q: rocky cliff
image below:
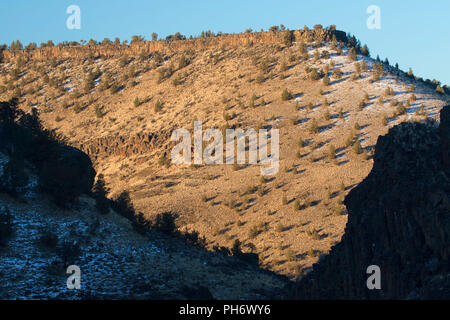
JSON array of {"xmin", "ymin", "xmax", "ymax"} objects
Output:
[
  {"xmin": 291, "ymin": 106, "xmax": 450, "ymax": 299},
  {"xmin": 77, "ymin": 130, "xmax": 171, "ymax": 161},
  {"xmin": 1, "ymin": 27, "xmax": 345, "ymax": 62}
]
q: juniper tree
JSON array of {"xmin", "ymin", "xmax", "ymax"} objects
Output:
[
  {"xmin": 134, "ymin": 97, "xmax": 141, "ymax": 107},
  {"xmin": 355, "ymin": 63, "xmax": 361, "ymax": 74},
  {"xmin": 333, "ymin": 68, "xmax": 342, "ymax": 79},
  {"xmin": 396, "ymin": 103, "xmax": 406, "ymax": 115},
  {"xmin": 314, "ymin": 50, "xmax": 320, "ymax": 61},
  {"xmin": 348, "ymin": 47, "xmax": 357, "ymax": 61},
  {"xmin": 328, "ymin": 144, "xmax": 336, "ymax": 160},
  {"xmin": 322, "ymin": 74, "xmax": 330, "ymax": 86},
  {"xmin": 310, "ymin": 69, "xmax": 320, "ymax": 81},
  {"xmin": 331, "ymin": 35, "xmax": 337, "ymax": 49},
  {"xmin": 92, "ymin": 174, "xmax": 110, "ymax": 215},
  {"xmin": 283, "ymin": 30, "xmax": 294, "ymax": 47},
  {"xmin": 358, "ymin": 100, "xmax": 365, "ymax": 111},
  {"xmin": 154, "ymin": 99, "xmax": 162, "ymax": 112},
  {"xmin": 324, "ymin": 108, "xmax": 331, "ymax": 121},
  {"xmin": 436, "ymin": 85, "xmax": 445, "ymax": 94},
  {"xmin": 231, "ymin": 239, "xmax": 242, "ymax": 256},
  {"xmin": 353, "ymin": 139, "xmax": 363, "ymax": 154},
  {"xmin": 309, "ymin": 118, "xmax": 319, "ymax": 134},
  {"xmin": 84, "ymin": 72, "xmax": 95, "ymax": 93},
  {"xmin": 361, "ymin": 44, "xmax": 370, "ymax": 57},
  {"xmin": 281, "ymin": 89, "xmax": 294, "ymax": 101},
  {"xmin": 280, "ymin": 60, "xmax": 288, "ymax": 72},
  {"xmin": 361, "ymin": 60, "xmax": 367, "ymax": 71}
]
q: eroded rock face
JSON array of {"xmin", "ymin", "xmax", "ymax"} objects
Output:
[
  {"xmin": 77, "ymin": 130, "xmax": 170, "ymax": 160},
  {"xmin": 291, "ymin": 107, "xmax": 450, "ymax": 299},
  {"xmin": 1, "ymin": 28, "xmax": 344, "ymax": 62},
  {"xmin": 77, "ymin": 130, "xmax": 171, "ymax": 161}
]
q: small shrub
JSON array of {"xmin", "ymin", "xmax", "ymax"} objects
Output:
[
  {"xmin": 309, "ymin": 118, "xmax": 319, "ymax": 134},
  {"xmin": 275, "ymin": 223, "xmax": 284, "ymax": 233},
  {"xmin": 95, "ymin": 105, "xmax": 104, "ymax": 118},
  {"xmin": 358, "ymin": 100, "xmax": 365, "ymax": 111},
  {"xmin": 309, "ymin": 68, "xmax": 321, "ymax": 81},
  {"xmin": 154, "ymin": 99, "xmax": 162, "ymax": 112},
  {"xmin": 256, "ymin": 73, "xmax": 265, "ymax": 84},
  {"xmin": 248, "ymin": 226, "xmax": 259, "ymax": 239},
  {"xmin": 281, "ymin": 89, "xmax": 294, "ymax": 101},
  {"xmin": 231, "ymin": 239, "xmax": 242, "ymax": 255},
  {"xmin": 308, "ymin": 249, "xmax": 321, "ymax": 257},
  {"xmin": 73, "ymin": 102, "xmax": 83, "ymax": 114},
  {"xmin": 286, "ymin": 249, "xmax": 296, "ymax": 262},
  {"xmin": 396, "ymin": 103, "xmax": 406, "ymax": 115},
  {"xmin": 385, "ymin": 86, "xmax": 395, "ymax": 97},
  {"xmin": 390, "ymin": 99, "xmax": 399, "ymax": 107},
  {"xmin": 323, "ymin": 109, "xmax": 331, "ymax": 121},
  {"xmin": 328, "ymin": 144, "xmax": 336, "ymax": 159},
  {"xmin": 293, "ymin": 199, "xmax": 301, "ymax": 210},
  {"xmin": 353, "ymin": 139, "xmax": 363, "ymax": 154},
  {"xmin": 307, "ymin": 228, "xmax": 320, "ymax": 240},
  {"xmin": 110, "ymin": 83, "xmax": 120, "ymax": 94},
  {"xmin": 133, "ymin": 97, "xmax": 142, "ymax": 107}
]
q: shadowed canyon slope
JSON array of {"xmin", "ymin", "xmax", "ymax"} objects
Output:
[{"xmin": 291, "ymin": 106, "xmax": 450, "ymax": 299}]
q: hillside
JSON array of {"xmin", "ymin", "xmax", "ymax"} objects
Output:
[
  {"xmin": 0, "ymin": 192, "xmax": 288, "ymax": 299},
  {"xmin": 0, "ymin": 102, "xmax": 287, "ymax": 299},
  {"xmin": 1, "ymin": 26, "xmax": 448, "ymax": 279},
  {"xmin": 291, "ymin": 105, "xmax": 449, "ymax": 299}
]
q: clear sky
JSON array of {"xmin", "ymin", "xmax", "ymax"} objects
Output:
[{"xmin": 0, "ymin": 0, "xmax": 449, "ymax": 85}]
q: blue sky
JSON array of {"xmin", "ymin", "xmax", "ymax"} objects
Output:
[{"xmin": 0, "ymin": 0, "xmax": 449, "ymax": 85}]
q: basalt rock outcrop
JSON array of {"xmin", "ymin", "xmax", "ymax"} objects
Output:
[
  {"xmin": 291, "ymin": 106, "xmax": 450, "ymax": 299},
  {"xmin": 77, "ymin": 130, "xmax": 171, "ymax": 161},
  {"xmin": 2, "ymin": 27, "xmax": 346, "ymax": 62}
]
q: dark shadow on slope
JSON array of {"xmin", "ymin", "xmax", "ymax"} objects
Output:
[{"xmin": 289, "ymin": 106, "xmax": 450, "ymax": 300}]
